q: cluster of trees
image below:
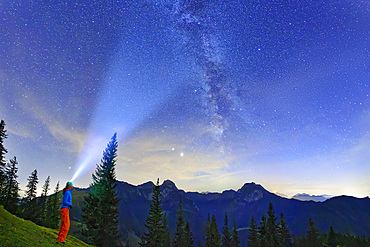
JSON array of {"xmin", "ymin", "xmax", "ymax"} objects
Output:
[
  {"xmin": 246, "ymin": 203, "xmax": 370, "ymax": 247},
  {"xmin": 139, "ymin": 187, "xmax": 368, "ymax": 247},
  {"xmin": 139, "ymin": 178, "xmax": 171, "ymax": 247},
  {"xmin": 294, "ymin": 218, "xmax": 370, "ymax": 247},
  {"xmin": 0, "ymin": 120, "xmax": 61, "ymax": 229},
  {"xmin": 17, "ymin": 171, "xmax": 61, "ymax": 229},
  {"xmin": 246, "ymin": 202, "xmax": 370, "ymax": 247},
  {"xmin": 0, "ymin": 119, "xmax": 19, "ymax": 213},
  {"xmin": 137, "ymin": 178, "xmax": 369, "ymax": 247},
  {"xmin": 204, "ymin": 213, "xmax": 240, "ymax": 247},
  {"xmin": 138, "ymin": 179, "xmax": 240, "ymax": 247},
  {"xmin": 0, "ymin": 119, "xmax": 121, "ymax": 246},
  {"xmin": 247, "ymin": 202, "xmax": 292, "ymax": 247},
  {"xmin": 173, "ymin": 201, "xmax": 194, "ymax": 247}
]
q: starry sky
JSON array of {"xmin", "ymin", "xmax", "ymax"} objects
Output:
[{"xmin": 1, "ymin": 0, "xmax": 369, "ymax": 198}]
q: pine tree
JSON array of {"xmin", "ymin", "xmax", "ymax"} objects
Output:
[
  {"xmin": 173, "ymin": 200, "xmax": 186, "ymax": 247},
  {"xmin": 139, "ymin": 178, "xmax": 168, "ymax": 247},
  {"xmin": 82, "ymin": 133, "xmax": 121, "ymax": 247},
  {"xmin": 25, "ymin": 169, "xmax": 38, "ymax": 202},
  {"xmin": 258, "ymin": 215, "xmax": 267, "ymax": 246},
  {"xmin": 46, "ymin": 181, "xmax": 60, "ymax": 229},
  {"xmin": 205, "ymin": 214, "xmax": 211, "ymax": 247},
  {"xmin": 278, "ymin": 213, "xmax": 292, "ymax": 247},
  {"xmin": 266, "ymin": 202, "xmax": 279, "ymax": 247},
  {"xmin": 231, "ymin": 221, "xmax": 240, "ymax": 247},
  {"xmin": 222, "ymin": 213, "xmax": 232, "ymax": 247},
  {"xmin": 205, "ymin": 214, "xmax": 221, "ymax": 247},
  {"xmin": 0, "ymin": 120, "xmax": 8, "ymax": 199},
  {"xmin": 327, "ymin": 226, "xmax": 337, "ymax": 247},
  {"xmin": 3, "ymin": 156, "xmax": 19, "ymax": 213},
  {"xmin": 248, "ymin": 216, "xmax": 259, "ymax": 247},
  {"xmin": 38, "ymin": 176, "xmax": 51, "ymax": 225},
  {"xmin": 306, "ymin": 218, "xmax": 319, "ymax": 247},
  {"xmin": 184, "ymin": 221, "xmax": 194, "ymax": 247},
  {"xmin": 162, "ymin": 214, "xmax": 171, "ymax": 247},
  {"xmin": 41, "ymin": 176, "xmax": 51, "ymax": 197},
  {"xmin": 19, "ymin": 169, "xmax": 39, "ymax": 220}
]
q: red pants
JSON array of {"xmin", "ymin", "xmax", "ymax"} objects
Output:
[{"xmin": 57, "ymin": 208, "xmax": 70, "ymax": 243}]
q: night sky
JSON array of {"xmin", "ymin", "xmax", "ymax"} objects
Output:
[{"xmin": 1, "ymin": 0, "xmax": 369, "ymax": 198}]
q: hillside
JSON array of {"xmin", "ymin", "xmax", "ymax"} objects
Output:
[
  {"xmin": 0, "ymin": 206, "xmax": 93, "ymax": 247},
  {"xmin": 69, "ymin": 180, "xmax": 370, "ymax": 246}
]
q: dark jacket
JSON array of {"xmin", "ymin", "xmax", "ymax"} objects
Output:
[{"xmin": 60, "ymin": 188, "xmax": 72, "ymax": 210}]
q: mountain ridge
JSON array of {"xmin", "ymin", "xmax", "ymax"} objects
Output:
[{"xmin": 70, "ymin": 179, "xmax": 370, "ymax": 247}]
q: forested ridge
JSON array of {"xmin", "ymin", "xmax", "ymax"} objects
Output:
[{"xmin": 1, "ymin": 119, "xmax": 369, "ymax": 246}]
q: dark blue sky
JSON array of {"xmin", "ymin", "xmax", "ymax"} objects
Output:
[{"xmin": 1, "ymin": 0, "xmax": 369, "ymax": 197}]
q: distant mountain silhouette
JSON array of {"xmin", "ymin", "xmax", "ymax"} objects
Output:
[
  {"xmin": 292, "ymin": 193, "xmax": 331, "ymax": 202},
  {"xmin": 70, "ymin": 180, "xmax": 370, "ymax": 246}
]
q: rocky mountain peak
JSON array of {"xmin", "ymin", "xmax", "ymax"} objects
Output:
[
  {"xmin": 238, "ymin": 182, "xmax": 265, "ymax": 193},
  {"xmin": 237, "ymin": 182, "xmax": 266, "ymax": 202},
  {"xmin": 162, "ymin": 179, "xmax": 177, "ymax": 189},
  {"xmin": 161, "ymin": 180, "xmax": 180, "ymax": 199}
]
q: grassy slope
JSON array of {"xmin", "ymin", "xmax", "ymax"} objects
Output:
[{"xmin": 0, "ymin": 206, "xmax": 93, "ymax": 247}]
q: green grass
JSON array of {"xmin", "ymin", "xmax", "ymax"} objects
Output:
[{"xmin": 0, "ymin": 206, "xmax": 93, "ymax": 247}]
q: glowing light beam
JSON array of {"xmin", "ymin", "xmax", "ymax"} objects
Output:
[
  {"xmin": 70, "ymin": 32, "xmax": 177, "ymax": 183},
  {"xmin": 71, "ymin": 136, "xmax": 110, "ymax": 182}
]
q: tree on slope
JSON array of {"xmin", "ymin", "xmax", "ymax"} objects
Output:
[
  {"xmin": 231, "ymin": 221, "xmax": 240, "ymax": 247},
  {"xmin": 266, "ymin": 202, "xmax": 279, "ymax": 247},
  {"xmin": 82, "ymin": 133, "xmax": 121, "ymax": 247},
  {"xmin": 173, "ymin": 200, "xmax": 186, "ymax": 247},
  {"xmin": 162, "ymin": 214, "xmax": 171, "ymax": 247},
  {"xmin": 41, "ymin": 175, "xmax": 51, "ymax": 198},
  {"xmin": 306, "ymin": 218, "xmax": 320, "ymax": 247},
  {"xmin": 205, "ymin": 214, "xmax": 221, "ymax": 247},
  {"xmin": 222, "ymin": 213, "xmax": 232, "ymax": 247},
  {"xmin": 248, "ymin": 216, "xmax": 259, "ymax": 247},
  {"xmin": 37, "ymin": 175, "xmax": 51, "ymax": 225},
  {"xmin": 327, "ymin": 226, "xmax": 337, "ymax": 247},
  {"xmin": 278, "ymin": 212, "xmax": 292, "ymax": 247},
  {"xmin": 258, "ymin": 215, "xmax": 267, "ymax": 246},
  {"xmin": 0, "ymin": 120, "xmax": 8, "ymax": 198},
  {"xmin": 139, "ymin": 178, "xmax": 169, "ymax": 247},
  {"xmin": 18, "ymin": 169, "xmax": 38, "ymax": 220},
  {"xmin": 46, "ymin": 181, "xmax": 60, "ymax": 229},
  {"xmin": 3, "ymin": 156, "xmax": 19, "ymax": 213},
  {"xmin": 25, "ymin": 169, "xmax": 38, "ymax": 202},
  {"xmin": 184, "ymin": 221, "xmax": 194, "ymax": 247}
]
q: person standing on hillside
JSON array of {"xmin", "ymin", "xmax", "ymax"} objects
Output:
[{"xmin": 57, "ymin": 181, "xmax": 73, "ymax": 244}]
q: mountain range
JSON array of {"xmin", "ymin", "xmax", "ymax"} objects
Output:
[
  {"xmin": 292, "ymin": 193, "xmax": 331, "ymax": 202},
  {"xmin": 69, "ymin": 180, "xmax": 370, "ymax": 246}
]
